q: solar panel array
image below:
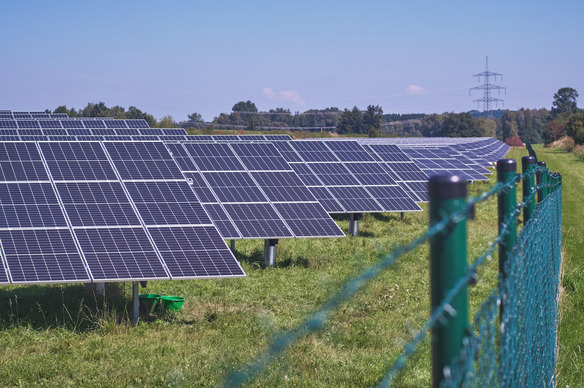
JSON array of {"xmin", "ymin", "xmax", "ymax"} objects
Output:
[
  {"xmin": 0, "ymin": 141, "xmax": 245, "ymax": 285},
  {"xmin": 166, "ymin": 142, "xmax": 344, "ymax": 239},
  {"xmin": 0, "ymin": 110, "xmax": 511, "ymax": 286},
  {"xmin": 273, "ymin": 140, "xmax": 422, "ymax": 213}
]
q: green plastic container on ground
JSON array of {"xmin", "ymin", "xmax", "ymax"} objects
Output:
[
  {"xmin": 139, "ymin": 294, "xmax": 161, "ymax": 314},
  {"xmin": 160, "ymin": 296, "xmax": 185, "ymax": 311}
]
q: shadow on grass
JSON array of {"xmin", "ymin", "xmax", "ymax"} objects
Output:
[{"xmin": 0, "ymin": 283, "xmax": 173, "ymax": 331}]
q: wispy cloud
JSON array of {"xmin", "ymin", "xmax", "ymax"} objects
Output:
[
  {"xmin": 405, "ymin": 85, "xmax": 428, "ymax": 95},
  {"xmin": 262, "ymin": 87, "xmax": 306, "ymax": 105}
]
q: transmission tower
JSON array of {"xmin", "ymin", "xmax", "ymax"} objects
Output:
[{"xmin": 469, "ymin": 57, "xmax": 506, "ymax": 117}]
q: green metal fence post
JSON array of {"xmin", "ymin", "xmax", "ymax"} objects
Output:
[
  {"xmin": 497, "ymin": 159, "xmax": 518, "ymax": 280},
  {"xmin": 537, "ymin": 161, "xmax": 548, "ymax": 203},
  {"xmin": 497, "ymin": 159, "xmax": 517, "ymax": 387},
  {"xmin": 521, "ymin": 156, "xmax": 536, "ymax": 224},
  {"xmin": 429, "ymin": 175, "xmax": 468, "ymax": 387}
]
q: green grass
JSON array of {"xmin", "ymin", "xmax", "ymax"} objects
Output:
[{"xmin": 0, "ymin": 145, "xmax": 581, "ymax": 386}]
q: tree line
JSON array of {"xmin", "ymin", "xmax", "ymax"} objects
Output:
[
  {"xmin": 48, "ymin": 102, "xmax": 178, "ymax": 128},
  {"xmin": 46, "ymin": 87, "xmax": 581, "ymax": 144}
]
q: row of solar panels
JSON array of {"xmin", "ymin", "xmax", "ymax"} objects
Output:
[
  {"xmin": 0, "ymin": 141, "xmax": 248, "ymax": 285},
  {"xmin": 0, "ymin": 119, "xmax": 150, "ymax": 129},
  {"xmin": 0, "ymin": 110, "xmax": 69, "ymax": 119}
]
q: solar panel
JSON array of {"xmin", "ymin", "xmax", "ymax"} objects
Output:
[
  {"xmin": 37, "ymin": 120, "xmax": 63, "ymax": 129},
  {"xmin": 103, "ymin": 141, "xmax": 243, "ymax": 279},
  {"xmin": 0, "ymin": 182, "xmax": 67, "ymax": 228},
  {"xmin": 147, "ymin": 226, "xmax": 244, "ymax": 278},
  {"xmin": 0, "ymin": 120, "xmax": 17, "ymax": 129},
  {"xmin": 104, "ymin": 142, "xmax": 184, "ymax": 180},
  {"xmin": 40, "ymin": 142, "xmax": 118, "ymax": 181},
  {"xmin": 170, "ymin": 142, "xmax": 344, "ymax": 239},
  {"xmin": 285, "ymin": 140, "xmax": 421, "ymax": 212},
  {"xmin": 184, "ymin": 143, "xmax": 245, "ymax": 171},
  {"xmin": 0, "ymin": 142, "xmax": 49, "ymax": 181},
  {"xmin": 0, "ymin": 228, "xmax": 90, "ymax": 283},
  {"xmin": 222, "ymin": 203, "xmax": 294, "ymax": 238},
  {"xmin": 60, "ymin": 121, "xmax": 86, "ymax": 129},
  {"xmin": 74, "ymin": 227, "xmax": 167, "ymax": 281},
  {"xmin": 56, "ymin": 182, "xmax": 141, "ymax": 227},
  {"xmin": 104, "ymin": 120, "xmax": 129, "ymax": 129}
]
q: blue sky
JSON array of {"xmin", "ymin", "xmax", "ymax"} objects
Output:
[{"xmin": 1, "ymin": 0, "xmax": 583, "ymax": 122}]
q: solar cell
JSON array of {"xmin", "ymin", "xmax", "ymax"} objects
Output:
[
  {"xmin": 344, "ymin": 163, "xmax": 397, "ymax": 185},
  {"xmin": 104, "ymin": 120, "xmax": 129, "ymax": 129},
  {"xmin": 125, "ymin": 119, "xmax": 150, "ymax": 128},
  {"xmin": 308, "ymin": 163, "xmax": 360, "ymax": 186},
  {"xmin": 60, "ymin": 121, "xmax": 87, "ymax": 130}
]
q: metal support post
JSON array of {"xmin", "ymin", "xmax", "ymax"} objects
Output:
[
  {"xmin": 264, "ymin": 239, "xmax": 278, "ymax": 267},
  {"xmin": 521, "ymin": 156, "xmax": 536, "ymax": 224},
  {"xmin": 497, "ymin": 159, "xmax": 517, "ymax": 387},
  {"xmin": 230, "ymin": 240, "xmax": 235, "ymax": 253},
  {"xmin": 349, "ymin": 213, "xmax": 362, "ymax": 236},
  {"xmin": 537, "ymin": 161, "xmax": 548, "ymax": 203},
  {"xmin": 400, "ymin": 212, "xmax": 404, "ymax": 220},
  {"xmin": 429, "ymin": 175, "xmax": 469, "ymax": 388},
  {"xmin": 132, "ymin": 281, "xmax": 139, "ymax": 326}
]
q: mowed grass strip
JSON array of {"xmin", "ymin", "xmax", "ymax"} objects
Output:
[{"xmin": 0, "ymin": 145, "xmax": 579, "ymax": 386}]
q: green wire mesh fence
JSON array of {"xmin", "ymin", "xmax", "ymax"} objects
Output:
[{"xmin": 221, "ymin": 156, "xmax": 562, "ymax": 387}]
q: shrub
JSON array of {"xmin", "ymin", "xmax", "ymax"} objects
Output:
[
  {"xmin": 574, "ymin": 145, "xmax": 584, "ymax": 160},
  {"xmin": 505, "ymin": 135, "xmax": 524, "ymax": 147}
]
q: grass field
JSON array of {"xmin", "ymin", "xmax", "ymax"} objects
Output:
[{"xmin": 0, "ymin": 145, "xmax": 580, "ymax": 387}]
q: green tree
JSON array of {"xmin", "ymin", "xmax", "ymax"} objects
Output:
[
  {"xmin": 337, "ymin": 106, "xmax": 362, "ymax": 134},
  {"xmin": 565, "ymin": 112, "xmax": 584, "ymax": 144},
  {"xmin": 232, "ymin": 101, "xmax": 258, "ymax": 112},
  {"xmin": 441, "ymin": 113, "xmax": 481, "ymax": 137},
  {"xmin": 247, "ymin": 117, "xmax": 256, "ymax": 131},
  {"xmin": 362, "ymin": 105, "xmax": 383, "ymax": 135},
  {"xmin": 154, "ymin": 115, "xmax": 177, "ymax": 128},
  {"xmin": 552, "ymin": 87, "xmax": 579, "ymax": 117},
  {"xmin": 188, "ymin": 112, "xmax": 204, "ymax": 122}
]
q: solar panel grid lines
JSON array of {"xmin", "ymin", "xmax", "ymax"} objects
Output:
[
  {"xmin": 0, "ymin": 228, "xmax": 91, "ymax": 284},
  {"xmin": 38, "ymin": 141, "xmax": 171, "ymax": 282},
  {"xmin": 286, "ymin": 140, "xmax": 421, "ymax": 213},
  {"xmin": 169, "ymin": 141, "xmax": 343, "ymax": 239},
  {"xmin": 99, "ymin": 141, "xmax": 243, "ymax": 279}
]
